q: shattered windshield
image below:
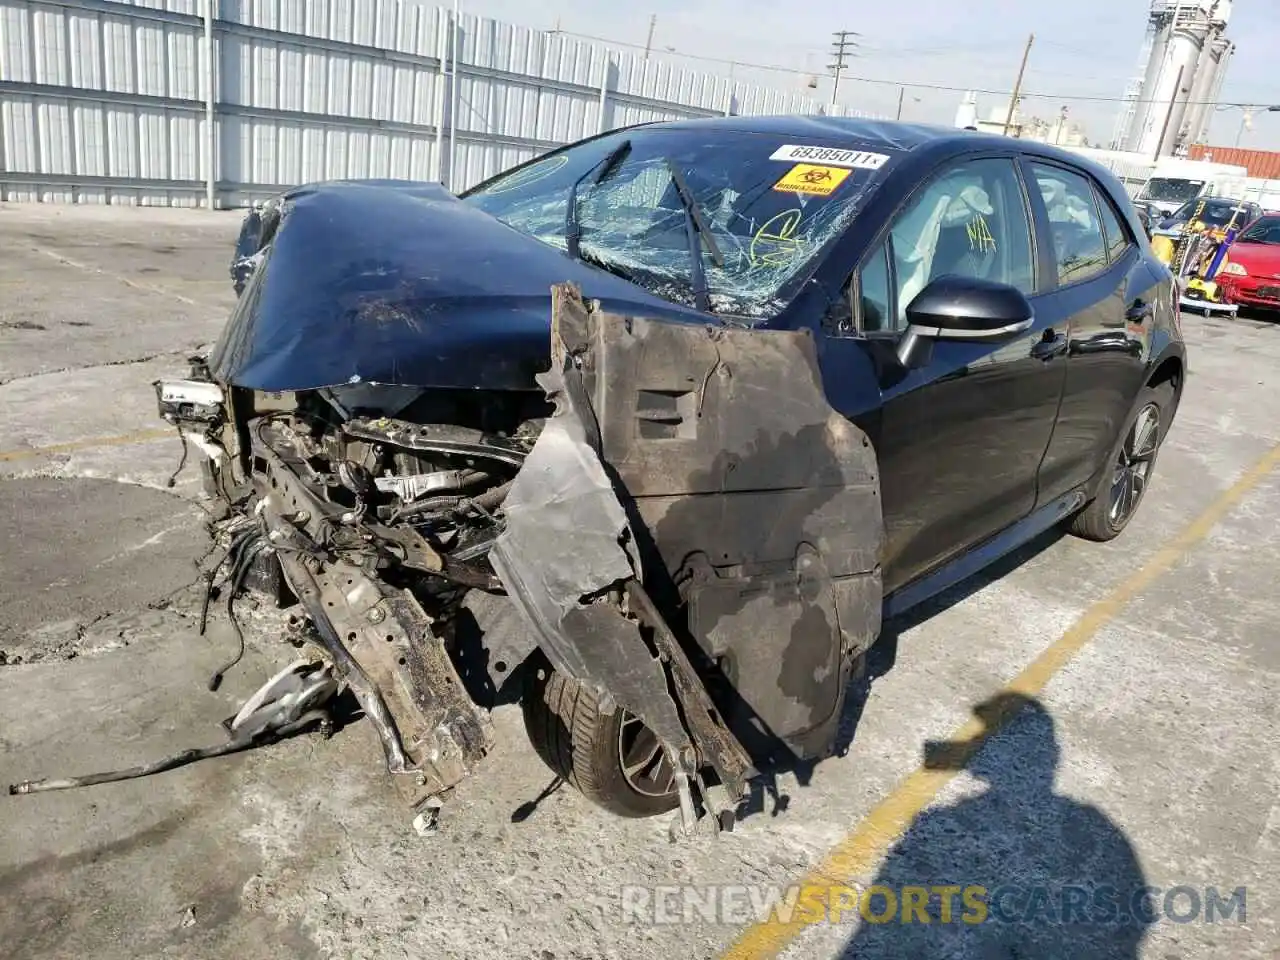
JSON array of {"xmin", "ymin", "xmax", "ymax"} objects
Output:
[
  {"xmin": 461, "ymin": 129, "xmax": 898, "ymax": 320},
  {"xmin": 1141, "ymin": 177, "xmax": 1205, "ymax": 204},
  {"xmin": 1171, "ymin": 198, "xmax": 1254, "ymax": 227},
  {"xmin": 1239, "ymin": 216, "xmax": 1280, "ymax": 243}
]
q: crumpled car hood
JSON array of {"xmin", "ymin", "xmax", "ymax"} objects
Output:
[{"xmin": 207, "ymin": 180, "xmax": 703, "ymax": 392}]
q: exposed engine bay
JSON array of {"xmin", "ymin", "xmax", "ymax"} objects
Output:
[{"xmin": 154, "ymin": 369, "xmax": 554, "ymax": 807}]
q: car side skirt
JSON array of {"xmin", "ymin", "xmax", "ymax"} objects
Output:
[{"xmin": 882, "ymin": 486, "xmax": 1088, "ymax": 620}]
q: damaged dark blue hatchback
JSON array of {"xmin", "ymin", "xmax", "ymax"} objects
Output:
[{"xmin": 74, "ymin": 117, "xmax": 1183, "ymax": 833}]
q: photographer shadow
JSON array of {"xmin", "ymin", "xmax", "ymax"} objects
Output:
[{"xmin": 840, "ymin": 692, "xmax": 1153, "ymax": 959}]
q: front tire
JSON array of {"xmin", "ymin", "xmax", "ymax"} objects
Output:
[
  {"xmin": 521, "ymin": 661, "xmax": 680, "ymax": 818},
  {"xmin": 1068, "ymin": 381, "xmax": 1174, "ymax": 542}
]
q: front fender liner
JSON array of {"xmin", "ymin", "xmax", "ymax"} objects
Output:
[{"xmin": 490, "ymin": 284, "xmax": 884, "ymax": 803}]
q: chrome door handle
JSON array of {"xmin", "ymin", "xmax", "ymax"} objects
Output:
[
  {"xmin": 1030, "ymin": 332, "xmax": 1068, "ymax": 361},
  {"xmin": 1126, "ymin": 300, "xmax": 1154, "ymax": 323}
]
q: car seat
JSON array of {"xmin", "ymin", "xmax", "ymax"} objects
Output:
[
  {"xmin": 895, "ymin": 180, "xmax": 996, "ymax": 312},
  {"xmin": 930, "ymin": 218, "xmax": 998, "ymax": 283}
]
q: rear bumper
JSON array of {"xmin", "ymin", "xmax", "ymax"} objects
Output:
[{"xmin": 1179, "ymin": 296, "xmax": 1238, "ymax": 315}]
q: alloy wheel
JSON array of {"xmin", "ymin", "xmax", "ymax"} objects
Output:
[
  {"xmin": 1109, "ymin": 402, "xmax": 1161, "ymax": 529},
  {"xmin": 617, "ymin": 711, "xmax": 677, "ymax": 798}
]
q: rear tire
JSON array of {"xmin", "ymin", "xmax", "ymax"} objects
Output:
[
  {"xmin": 1068, "ymin": 381, "xmax": 1174, "ymax": 542},
  {"xmin": 521, "ymin": 661, "xmax": 680, "ymax": 818}
]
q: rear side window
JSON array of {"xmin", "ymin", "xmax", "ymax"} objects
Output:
[
  {"xmin": 1031, "ymin": 163, "xmax": 1108, "ymax": 285},
  {"xmin": 1094, "ymin": 188, "xmax": 1133, "ymax": 262}
]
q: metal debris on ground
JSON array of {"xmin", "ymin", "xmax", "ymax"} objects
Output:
[{"xmin": 7, "ymin": 661, "xmax": 337, "ymax": 796}]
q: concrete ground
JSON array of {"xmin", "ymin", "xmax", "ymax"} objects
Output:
[{"xmin": 0, "ymin": 202, "xmax": 1276, "ymax": 960}]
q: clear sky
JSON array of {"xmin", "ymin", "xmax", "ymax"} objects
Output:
[{"xmin": 451, "ymin": 0, "xmax": 1280, "ymax": 151}]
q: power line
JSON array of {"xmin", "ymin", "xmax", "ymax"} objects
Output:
[
  {"xmin": 858, "ymin": 41, "xmax": 1008, "ymax": 58},
  {"xmin": 545, "ymin": 26, "xmax": 1280, "ymax": 109},
  {"xmin": 1024, "ymin": 67, "xmax": 1136, "ymax": 83}
]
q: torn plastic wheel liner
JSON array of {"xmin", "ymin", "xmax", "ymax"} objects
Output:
[
  {"xmin": 489, "ymin": 282, "xmax": 885, "ymax": 819},
  {"xmin": 15, "ymin": 276, "xmax": 883, "ymax": 834},
  {"xmin": 487, "ymin": 342, "xmax": 755, "ymax": 814}
]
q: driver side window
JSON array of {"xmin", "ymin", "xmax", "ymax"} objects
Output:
[{"xmin": 858, "ymin": 157, "xmax": 1035, "ymax": 333}]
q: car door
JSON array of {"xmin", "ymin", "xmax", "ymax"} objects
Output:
[
  {"xmin": 820, "ymin": 154, "xmax": 1069, "ymax": 595},
  {"xmin": 1023, "ymin": 160, "xmax": 1156, "ymax": 504}
]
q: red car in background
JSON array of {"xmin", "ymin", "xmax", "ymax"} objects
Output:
[{"xmin": 1219, "ymin": 213, "xmax": 1280, "ymax": 312}]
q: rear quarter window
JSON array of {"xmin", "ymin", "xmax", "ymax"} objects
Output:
[{"xmin": 1094, "ymin": 188, "xmax": 1133, "ymax": 262}]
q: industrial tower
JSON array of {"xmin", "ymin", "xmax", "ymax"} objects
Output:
[{"xmin": 1110, "ymin": 1, "xmax": 1235, "ymax": 156}]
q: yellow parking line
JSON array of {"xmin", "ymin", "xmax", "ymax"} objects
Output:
[
  {"xmin": 719, "ymin": 441, "xmax": 1280, "ymax": 960},
  {"xmin": 0, "ymin": 428, "xmax": 174, "ymax": 463}
]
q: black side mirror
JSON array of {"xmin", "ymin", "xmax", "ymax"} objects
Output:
[{"xmin": 897, "ymin": 275, "xmax": 1034, "ymax": 368}]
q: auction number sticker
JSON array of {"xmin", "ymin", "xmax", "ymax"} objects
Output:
[
  {"xmin": 769, "ymin": 144, "xmax": 890, "ymax": 169},
  {"xmin": 773, "ymin": 163, "xmax": 851, "ymax": 196}
]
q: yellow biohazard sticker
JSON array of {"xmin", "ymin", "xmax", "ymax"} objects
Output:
[{"xmin": 773, "ymin": 163, "xmax": 851, "ymax": 196}]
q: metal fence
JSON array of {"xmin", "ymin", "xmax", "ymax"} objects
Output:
[{"xmin": 0, "ymin": 0, "xmax": 873, "ymax": 207}]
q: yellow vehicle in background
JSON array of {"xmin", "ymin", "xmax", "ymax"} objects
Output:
[{"xmin": 1147, "ymin": 196, "xmax": 1262, "ymax": 315}]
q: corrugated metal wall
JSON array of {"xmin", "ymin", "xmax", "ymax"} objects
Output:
[{"xmin": 0, "ymin": 0, "xmax": 874, "ymax": 206}]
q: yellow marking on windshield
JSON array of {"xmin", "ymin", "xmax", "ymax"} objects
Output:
[{"xmin": 749, "ymin": 209, "xmax": 804, "ymax": 266}]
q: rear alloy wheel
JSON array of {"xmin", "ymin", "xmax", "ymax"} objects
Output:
[
  {"xmin": 1068, "ymin": 382, "xmax": 1174, "ymax": 542},
  {"xmin": 1108, "ymin": 402, "xmax": 1160, "ymax": 530}
]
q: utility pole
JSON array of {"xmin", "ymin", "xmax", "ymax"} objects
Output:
[
  {"xmin": 643, "ymin": 14, "xmax": 656, "ymax": 59},
  {"xmin": 895, "ymin": 86, "xmax": 905, "ymax": 121},
  {"xmin": 1153, "ymin": 64, "xmax": 1185, "ymax": 161},
  {"xmin": 829, "ymin": 30, "xmax": 859, "ymax": 106},
  {"xmin": 1001, "ymin": 33, "xmax": 1034, "ymax": 137}
]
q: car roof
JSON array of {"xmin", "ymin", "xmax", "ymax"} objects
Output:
[
  {"xmin": 1171, "ymin": 196, "xmax": 1258, "ymax": 212},
  {"xmin": 647, "ymin": 115, "xmax": 1124, "ymax": 181},
  {"xmin": 651, "ymin": 115, "xmax": 990, "ymax": 153}
]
